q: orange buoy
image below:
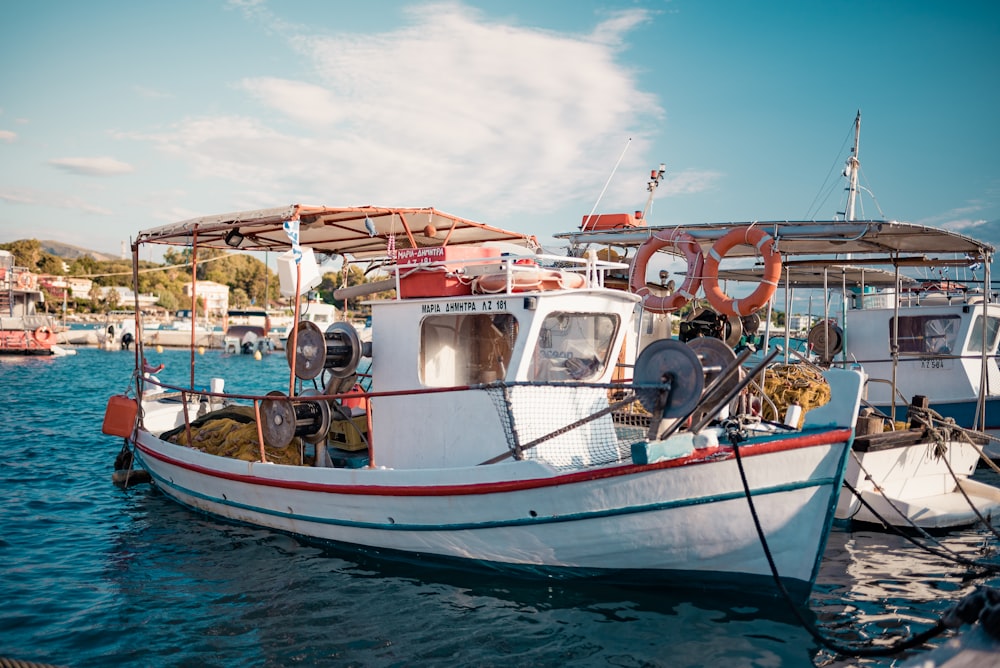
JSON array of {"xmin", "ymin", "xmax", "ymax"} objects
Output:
[
  {"xmin": 628, "ymin": 228, "xmax": 705, "ymax": 313},
  {"xmin": 703, "ymin": 226, "xmax": 781, "ymax": 317}
]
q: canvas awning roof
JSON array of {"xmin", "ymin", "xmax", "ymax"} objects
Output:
[
  {"xmin": 712, "ymin": 264, "xmax": 918, "ymax": 288},
  {"xmin": 559, "ymin": 220, "xmax": 994, "ymax": 264},
  {"xmin": 136, "ymin": 205, "xmax": 540, "ymax": 259}
]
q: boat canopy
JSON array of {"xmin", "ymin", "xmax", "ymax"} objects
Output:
[
  {"xmin": 714, "ymin": 265, "xmax": 918, "ymax": 288},
  {"xmin": 135, "ymin": 205, "xmax": 540, "ymax": 259},
  {"xmin": 561, "ymin": 220, "xmax": 994, "ymax": 265}
]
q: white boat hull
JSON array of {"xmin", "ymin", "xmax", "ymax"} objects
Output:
[
  {"xmin": 134, "ymin": 427, "xmax": 851, "ymax": 597},
  {"xmin": 836, "ymin": 433, "xmax": 1000, "ymax": 528}
]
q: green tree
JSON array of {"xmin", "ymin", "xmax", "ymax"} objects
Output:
[{"xmin": 1, "ymin": 239, "xmax": 42, "ymax": 268}]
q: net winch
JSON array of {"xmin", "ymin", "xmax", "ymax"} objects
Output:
[
  {"xmin": 633, "ymin": 337, "xmax": 742, "ymax": 431},
  {"xmin": 287, "ymin": 321, "xmax": 367, "ymax": 381},
  {"xmin": 260, "ymin": 389, "xmax": 332, "ymax": 448}
]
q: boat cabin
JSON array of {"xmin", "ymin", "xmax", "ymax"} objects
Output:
[{"xmin": 365, "ymin": 257, "xmax": 639, "ymax": 470}]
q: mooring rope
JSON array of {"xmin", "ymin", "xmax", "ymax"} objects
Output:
[
  {"xmin": 724, "ymin": 418, "xmax": 1000, "ymax": 658},
  {"xmin": 847, "ymin": 445, "xmax": 1000, "ymax": 564}
]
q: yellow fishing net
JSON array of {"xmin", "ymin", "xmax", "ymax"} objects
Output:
[
  {"xmin": 755, "ymin": 364, "xmax": 831, "ymax": 428},
  {"xmin": 165, "ymin": 406, "xmax": 302, "ymax": 465}
]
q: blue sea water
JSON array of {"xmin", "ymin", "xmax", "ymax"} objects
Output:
[{"xmin": 2, "ymin": 347, "xmax": 999, "ymax": 667}]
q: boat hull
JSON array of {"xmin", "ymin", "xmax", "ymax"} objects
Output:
[
  {"xmin": 837, "ymin": 431, "xmax": 1000, "ymax": 528},
  {"xmin": 133, "ymin": 427, "xmax": 851, "ymax": 599},
  {"xmin": 0, "ymin": 329, "xmax": 56, "ymax": 355}
]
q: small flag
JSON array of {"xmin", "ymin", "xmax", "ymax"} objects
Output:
[{"xmin": 283, "ymin": 219, "xmax": 302, "ymax": 264}]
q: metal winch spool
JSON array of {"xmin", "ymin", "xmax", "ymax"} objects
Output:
[
  {"xmin": 807, "ymin": 320, "xmax": 844, "ymax": 364},
  {"xmin": 686, "ymin": 336, "xmax": 740, "ymax": 426},
  {"xmin": 633, "ymin": 337, "xmax": 742, "ymax": 421},
  {"xmin": 287, "ymin": 321, "xmax": 363, "ymax": 380},
  {"xmin": 633, "ymin": 339, "xmax": 704, "ymax": 417},
  {"xmin": 686, "ymin": 337, "xmax": 739, "ymax": 397},
  {"xmin": 260, "ymin": 389, "xmax": 331, "ymax": 448}
]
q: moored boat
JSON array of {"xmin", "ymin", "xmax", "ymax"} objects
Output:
[
  {"xmin": 0, "ymin": 250, "xmax": 70, "ymax": 356},
  {"xmin": 558, "ymin": 113, "xmax": 1000, "ymax": 529},
  {"xmin": 222, "ymin": 308, "xmax": 273, "ymax": 354},
  {"xmin": 105, "ymin": 205, "xmax": 863, "ymax": 600}
]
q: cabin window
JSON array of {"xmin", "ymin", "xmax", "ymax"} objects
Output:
[
  {"xmin": 890, "ymin": 315, "xmax": 961, "ymax": 354},
  {"xmin": 419, "ymin": 313, "xmax": 518, "ymax": 386},
  {"xmin": 530, "ymin": 312, "xmax": 619, "ymax": 382},
  {"xmin": 968, "ymin": 315, "xmax": 1000, "ymax": 353}
]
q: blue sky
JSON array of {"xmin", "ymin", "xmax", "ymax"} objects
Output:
[{"xmin": 2, "ymin": 0, "xmax": 998, "ymax": 268}]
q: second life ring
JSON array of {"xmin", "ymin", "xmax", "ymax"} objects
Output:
[
  {"xmin": 628, "ymin": 228, "xmax": 705, "ymax": 314},
  {"xmin": 33, "ymin": 326, "xmax": 56, "ymax": 346},
  {"xmin": 703, "ymin": 226, "xmax": 782, "ymax": 317}
]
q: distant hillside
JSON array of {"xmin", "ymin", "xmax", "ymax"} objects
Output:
[{"xmin": 40, "ymin": 239, "xmax": 120, "ymax": 262}]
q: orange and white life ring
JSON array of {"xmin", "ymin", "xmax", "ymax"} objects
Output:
[
  {"xmin": 703, "ymin": 226, "xmax": 781, "ymax": 317},
  {"xmin": 33, "ymin": 326, "xmax": 56, "ymax": 346},
  {"xmin": 628, "ymin": 228, "xmax": 705, "ymax": 313},
  {"xmin": 17, "ymin": 273, "xmax": 33, "ymax": 289},
  {"xmin": 473, "ymin": 264, "xmax": 586, "ymax": 294}
]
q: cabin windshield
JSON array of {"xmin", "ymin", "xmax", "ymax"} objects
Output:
[
  {"xmin": 968, "ymin": 315, "xmax": 1000, "ymax": 353},
  {"xmin": 891, "ymin": 315, "xmax": 961, "ymax": 354},
  {"xmin": 419, "ymin": 313, "xmax": 518, "ymax": 386},
  {"xmin": 530, "ymin": 312, "xmax": 619, "ymax": 382}
]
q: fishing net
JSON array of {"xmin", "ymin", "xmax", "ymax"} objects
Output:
[
  {"xmin": 754, "ymin": 364, "xmax": 831, "ymax": 428},
  {"xmin": 162, "ymin": 405, "xmax": 302, "ymax": 465}
]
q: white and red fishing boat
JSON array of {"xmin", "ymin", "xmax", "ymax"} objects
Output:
[
  {"xmin": 0, "ymin": 250, "xmax": 64, "ymax": 356},
  {"xmin": 105, "ymin": 205, "xmax": 863, "ymax": 600}
]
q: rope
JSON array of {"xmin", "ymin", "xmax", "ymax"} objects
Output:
[
  {"xmin": 847, "ymin": 449, "xmax": 994, "ymax": 554},
  {"xmin": 0, "ymin": 659, "xmax": 67, "ymax": 668},
  {"xmin": 723, "ymin": 419, "xmax": 993, "ymax": 657},
  {"xmin": 843, "ymin": 478, "xmax": 1000, "ymax": 574},
  {"xmin": 905, "ymin": 407, "xmax": 1000, "ymax": 541}
]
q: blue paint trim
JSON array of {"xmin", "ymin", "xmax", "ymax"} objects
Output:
[
  {"xmin": 136, "ymin": 450, "xmax": 839, "ymax": 533},
  {"xmin": 872, "ymin": 397, "xmax": 1000, "ymax": 431},
  {"xmin": 809, "ymin": 436, "xmax": 855, "ymax": 588}
]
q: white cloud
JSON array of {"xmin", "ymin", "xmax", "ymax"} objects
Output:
[
  {"xmin": 236, "ymin": 78, "xmax": 344, "ymax": 127},
  {"xmin": 48, "ymin": 157, "xmax": 135, "ymax": 176},
  {"xmin": 133, "ymin": 85, "xmax": 172, "ymax": 100},
  {"xmin": 659, "ymin": 169, "xmax": 723, "ymax": 197},
  {"xmin": 0, "ymin": 187, "xmax": 113, "ymax": 215},
  {"xmin": 0, "ymin": 190, "xmax": 34, "ymax": 205},
  {"xmin": 0, "ymin": 130, "xmax": 16, "ymax": 142},
  {"xmin": 128, "ymin": 2, "xmax": 662, "ymax": 229},
  {"xmin": 939, "ymin": 217, "xmax": 989, "ymax": 233}
]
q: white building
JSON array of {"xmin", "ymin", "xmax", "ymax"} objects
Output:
[{"xmin": 183, "ymin": 280, "xmax": 229, "ymax": 316}]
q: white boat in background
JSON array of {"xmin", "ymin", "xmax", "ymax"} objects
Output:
[
  {"xmin": 271, "ymin": 298, "xmax": 342, "ymax": 351},
  {"xmin": 105, "ymin": 205, "xmax": 863, "ymax": 600},
  {"xmin": 223, "ymin": 309, "xmax": 273, "ymax": 354},
  {"xmin": 558, "ymin": 112, "xmax": 1000, "ymax": 530}
]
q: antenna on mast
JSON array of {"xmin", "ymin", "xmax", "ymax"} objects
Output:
[
  {"xmin": 843, "ymin": 110, "xmax": 861, "ymax": 222},
  {"xmin": 642, "ymin": 163, "xmax": 667, "ymax": 221}
]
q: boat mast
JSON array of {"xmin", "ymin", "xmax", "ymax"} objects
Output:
[{"xmin": 844, "ymin": 110, "xmax": 861, "ymax": 222}]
